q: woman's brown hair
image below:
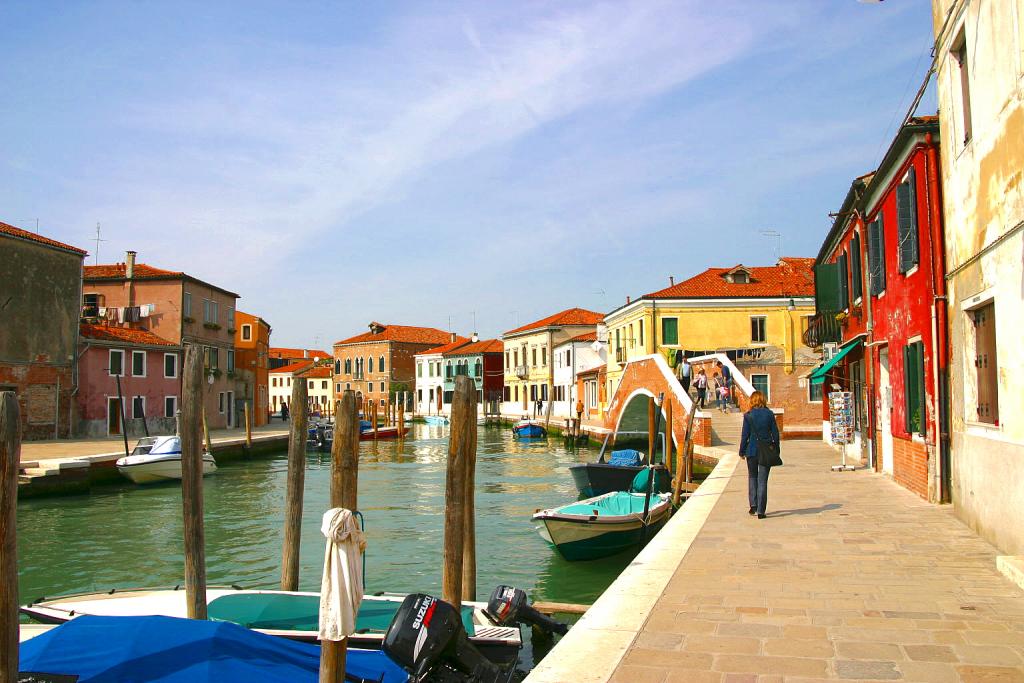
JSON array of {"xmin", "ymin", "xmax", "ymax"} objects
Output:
[{"xmin": 749, "ymin": 390, "xmax": 767, "ymax": 409}]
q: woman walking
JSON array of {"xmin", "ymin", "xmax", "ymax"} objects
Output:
[
  {"xmin": 738, "ymin": 390, "xmax": 780, "ymax": 519},
  {"xmin": 693, "ymin": 368, "xmax": 708, "ymax": 408}
]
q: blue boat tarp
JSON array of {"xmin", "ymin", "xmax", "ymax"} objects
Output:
[
  {"xmin": 19, "ymin": 615, "xmax": 409, "ymax": 683},
  {"xmin": 607, "ymin": 449, "xmax": 642, "ymax": 467}
]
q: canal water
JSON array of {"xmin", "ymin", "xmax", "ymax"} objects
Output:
[{"xmin": 16, "ymin": 423, "xmax": 637, "ymax": 667}]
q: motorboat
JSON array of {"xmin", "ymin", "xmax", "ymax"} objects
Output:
[
  {"xmin": 568, "ymin": 448, "xmax": 671, "ymax": 498},
  {"xmin": 21, "ymin": 586, "xmax": 523, "ymax": 666},
  {"xmin": 423, "ymin": 415, "xmax": 449, "ymax": 426},
  {"xmin": 512, "ymin": 420, "xmax": 546, "ymax": 439},
  {"xmin": 115, "ymin": 435, "xmax": 217, "ymax": 484},
  {"xmin": 358, "ymin": 420, "xmax": 409, "ymax": 440},
  {"xmin": 306, "ymin": 422, "xmax": 334, "ymax": 452},
  {"xmin": 533, "ymin": 488, "xmax": 672, "ymax": 561}
]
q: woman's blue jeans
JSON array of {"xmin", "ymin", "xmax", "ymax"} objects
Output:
[{"xmin": 745, "ymin": 455, "xmax": 770, "ymax": 515}]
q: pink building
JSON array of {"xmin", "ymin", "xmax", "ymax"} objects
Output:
[{"xmin": 77, "ymin": 323, "xmax": 183, "ymax": 437}]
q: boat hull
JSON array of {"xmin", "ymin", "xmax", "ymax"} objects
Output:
[
  {"xmin": 359, "ymin": 426, "xmax": 408, "ymax": 440},
  {"xmin": 116, "ymin": 455, "xmax": 217, "ymax": 484},
  {"xmin": 534, "ymin": 492, "xmax": 673, "ymax": 561},
  {"xmin": 513, "ymin": 424, "xmax": 546, "ymax": 438},
  {"xmin": 423, "ymin": 415, "xmax": 449, "ymax": 426},
  {"xmin": 568, "ymin": 462, "xmax": 672, "ymax": 498}
]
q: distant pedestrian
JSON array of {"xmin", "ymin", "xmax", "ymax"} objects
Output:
[
  {"xmin": 738, "ymin": 390, "xmax": 780, "ymax": 519},
  {"xmin": 281, "ymin": 402, "xmax": 290, "ymax": 422},
  {"xmin": 716, "ymin": 378, "xmax": 730, "ymax": 413},
  {"xmin": 575, "ymin": 398, "xmax": 584, "ymax": 422},
  {"xmin": 677, "ymin": 356, "xmax": 691, "ymax": 395},
  {"xmin": 717, "ymin": 360, "xmax": 732, "ymax": 405},
  {"xmin": 694, "ymin": 369, "xmax": 708, "ymax": 408}
]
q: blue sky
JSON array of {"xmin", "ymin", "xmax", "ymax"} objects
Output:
[{"xmin": 1, "ymin": 1, "xmax": 936, "ymax": 347}]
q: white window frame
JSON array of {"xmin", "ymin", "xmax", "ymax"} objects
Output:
[
  {"xmin": 109, "ymin": 349, "xmax": 125, "ymax": 377},
  {"xmin": 242, "ymin": 324, "xmax": 252, "ymax": 341},
  {"xmin": 164, "ymin": 395, "xmax": 178, "ymax": 419},
  {"xmin": 183, "ymin": 292, "xmax": 192, "ymax": 318},
  {"xmin": 750, "ymin": 316, "xmax": 768, "ymax": 345},
  {"xmin": 227, "ymin": 349, "xmax": 235, "ymax": 373},
  {"xmin": 751, "ymin": 373, "xmax": 770, "ymax": 401},
  {"xmin": 368, "ymin": 382, "xmax": 374, "ymax": 393},
  {"xmin": 131, "ymin": 350, "xmax": 147, "ymax": 377},
  {"xmin": 132, "ymin": 395, "xmax": 146, "ymax": 419},
  {"xmin": 808, "ymin": 380, "xmax": 823, "ymax": 403},
  {"xmin": 164, "ymin": 352, "xmax": 178, "ymax": 379}
]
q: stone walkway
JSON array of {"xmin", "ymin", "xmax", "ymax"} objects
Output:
[{"xmin": 609, "ymin": 440, "xmax": 1024, "ymax": 683}]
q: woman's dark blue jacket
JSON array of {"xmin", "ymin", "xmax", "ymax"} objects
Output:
[{"xmin": 738, "ymin": 406, "xmax": 780, "ymax": 458}]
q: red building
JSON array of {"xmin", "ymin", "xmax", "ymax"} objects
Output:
[{"xmin": 809, "ymin": 116, "xmax": 948, "ymax": 501}]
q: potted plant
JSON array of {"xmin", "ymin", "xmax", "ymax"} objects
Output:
[{"xmin": 203, "ymin": 322, "xmax": 222, "ymax": 331}]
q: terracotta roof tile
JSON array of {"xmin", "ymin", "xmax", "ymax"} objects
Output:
[
  {"xmin": 577, "ymin": 363, "xmax": 606, "ymax": 377},
  {"xmin": 503, "ymin": 308, "xmax": 603, "ymax": 337},
  {"xmin": 567, "ymin": 331, "xmax": 598, "ymax": 343},
  {"xmin": 416, "ymin": 336, "xmax": 472, "ymax": 357},
  {"xmin": 79, "ymin": 323, "xmax": 176, "ymax": 347},
  {"xmin": 643, "ymin": 257, "xmax": 815, "ymax": 299},
  {"xmin": 270, "ymin": 360, "xmax": 315, "ymax": 375},
  {"xmin": 83, "ymin": 263, "xmax": 183, "ymax": 279},
  {"xmin": 298, "ymin": 366, "xmax": 333, "ymax": 379},
  {"xmin": 444, "ymin": 339, "xmax": 503, "ymax": 356},
  {"xmin": 1, "ymin": 220, "xmax": 87, "ymax": 255},
  {"xmin": 269, "ymin": 347, "xmax": 330, "ymax": 360},
  {"xmin": 335, "ymin": 323, "xmax": 453, "ymax": 347}
]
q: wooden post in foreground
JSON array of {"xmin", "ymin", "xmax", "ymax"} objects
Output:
[
  {"xmin": 1, "ymin": 393, "xmax": 21, "ymax": 681},
  {"xmin": 281, "ymin": 373, "xmax": 309, "ymax": 591},
  {"xmin": 320, "ymin": 391, "xmax": 360, "ymax": 682},
  {"xmin": 665, "ymin": 398, "xmax": 673, "ymax": 481},
  {"xmin": 672, "ymin": 406, "xmax": 696, "ymax": 508},
  {"xmin": 460, "ymin": 379, "xmax": 478, "ymax": 601},
  {"xmin": 442, "ymin": 376, "xmax": 473, "ymax": 609},
  {"xmin": 244, "ymin": 402, "xmax": 252, "ymax": 452},
  {"xmin": 648, "ymin": 396, "xmax": 656, "ymax": 462},
  {"xmin": 180, "ymin": 346, "xmax": 208, "ymax": 619}
]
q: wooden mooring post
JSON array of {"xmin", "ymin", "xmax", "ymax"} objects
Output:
[
  {"xmin": 281, "ymin": 372, "xmax": 309, "ymax": 591},
  {"xmin": 202, "ymin": 411, "xmax": 213, "ymax": 455},
  {"xmin": 665, "ymin": 398, "xmax": 673, "ymax": 478},
  {"xmin": 397, "ymin": 399, "xmax": 405, "ymax": 443},
  {"xmin": 1, "ymin": 392, "xmax": 21, "ymax": 681},
  {"xmin": 648, "ymin": 396, "xmax": 657, "ymax": 461},
  {"xmin": 244, "ymin": 402, "xmax": 252, "ymax": 453},
  {"xmin": 461, "ymin": 380, "xmax": 478, "ymax": 602},
  {"xmin": 442, "ymin": 376, "xmax": 475, "ymax": 608},
  {"xmin": 319, "ymin": 391, "xmax": 360, "ymax": 683},
  {"xmin": 372, "ymin": 402, "xmax": 378, "ymax": 441},
  {"xmin": 180, "ymin": 346, "xmax": 208, "ymax": 619}
]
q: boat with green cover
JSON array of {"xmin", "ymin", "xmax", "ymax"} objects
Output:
[
  {"xmin": 533, "ymin": 490, "xmax": 672, "ymax": 561},
  {"xmin": 21, "ymin": 586, "xmax": 522, "ymax": 665}
]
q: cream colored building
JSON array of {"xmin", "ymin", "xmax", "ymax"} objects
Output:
[
  {"xmin": 500, "ymin": 308, "xmax": 604, "ymax": 417},
  {"xmin": 932, "ymin": 0, "xmax": 1024, "ymax": 554}
]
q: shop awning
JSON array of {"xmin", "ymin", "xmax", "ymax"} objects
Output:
[{"xmin": 809, "ymin": 338, "xmax": 862, "ymax": 385}]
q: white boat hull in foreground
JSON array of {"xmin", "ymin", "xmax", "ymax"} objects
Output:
[{"xmin": 115, "ymin": 435, "xmax": 217, "ymax": 484}]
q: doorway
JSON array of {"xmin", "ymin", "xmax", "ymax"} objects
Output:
[
  {"xmin": 107, "ymin": 397, "xmax": 123, "ymax": 436},
  {"xmin": 877, "ymin": 348, "xmax": 894, "ymax": 475}
]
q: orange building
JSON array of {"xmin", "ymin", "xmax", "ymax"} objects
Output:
[{"xmin": 234, "ymin": 311, "xmax": 272, "ymax": 427}]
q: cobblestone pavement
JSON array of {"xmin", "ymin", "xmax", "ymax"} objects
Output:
[{"xmin": 610, "ymin": 439, "xmax": 1024, "ymax": 683}]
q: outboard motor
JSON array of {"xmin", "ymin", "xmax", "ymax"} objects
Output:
[
  {"xmin": 383, "ymin": 593, "xmax": 508, "ymax": 683},
  {"xmin": 484, "ymin": 585, "xmax": 568, "ymax": 636}
]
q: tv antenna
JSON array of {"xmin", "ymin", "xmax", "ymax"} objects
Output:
[
  {"xmin": 92, "ymin": 222, "xmax": 107, "ymax": 265},
  {"xmin": 759, "ymin": 229, "xmax": 782, "ymax": 261}
]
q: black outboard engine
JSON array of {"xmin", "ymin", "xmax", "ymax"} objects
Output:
[
  {"xmin": 484, "ymin": 585, "xmax": 568, "ymax": 636},
  {"xmin": 383, "ymin": 593, "xmax": 508, "ymax": 683}
]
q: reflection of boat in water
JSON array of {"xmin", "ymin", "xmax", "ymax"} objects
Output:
[
  {"xmin": 512, "ymin": 420, "xmax": 546, "ymax": 439},
  {"xmin": 21, "ymin": 586, "xmax": 522, "ymax": 665},
  {"xmin": 423, "ymin": 415, "xmax": 449, "ymax": 426},
  {"xmin": 534, "ymin": 489, "xmax": 672, "ymax": 561},
  {"xmin": 116, "ymin": 436, "xmax": 217, "ymax": 484}
]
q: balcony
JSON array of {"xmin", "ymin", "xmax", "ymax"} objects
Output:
[
  {"xmin": 802, "ymin": 312, "xmax": 843, "ymax": 348},
  {"xmin": 615, "ymin": 348, "xmax": 626, "ymax": 364},
  {"xmin": 514, "ymin": 364, "xmax": 529, "ymax": 379}
]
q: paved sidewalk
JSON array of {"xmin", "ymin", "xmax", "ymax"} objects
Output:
[
  {"xmin": 20, "ymin": 422, "xmax": 290, "ymax": 463},
  {"xmin": 611, "ymin": 440, "xmax": 1024, "ymax": 682}
]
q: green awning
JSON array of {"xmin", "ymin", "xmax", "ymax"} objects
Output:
[{"xmin": 809, "ymin": 338, "xmax": 862, "ymax": 385}]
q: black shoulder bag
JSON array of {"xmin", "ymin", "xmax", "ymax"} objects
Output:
[{"xmin": 746, "ymin": 413, "xmax": 783, "ymax": 468}]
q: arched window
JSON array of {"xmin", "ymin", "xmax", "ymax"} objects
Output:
[
  {"xmin": 379, "ymin": 355, "xmax": 385, "ymax": 373},
  {"xmin": 368, "ymin": 356, "xmax": 374, "ymax": 373}
]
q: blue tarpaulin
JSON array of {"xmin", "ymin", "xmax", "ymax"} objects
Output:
[
  {"xmin": 608, "ymin": 449, "xmax": 643, "ymax": 467},
  {"xmin": 19, "ymin": 615, "xmax": 409, "ymax": 683}
]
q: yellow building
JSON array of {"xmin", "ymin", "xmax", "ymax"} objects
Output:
[
  {"xmin": 500, "ymin": 307, "xmax": 604, "ymax": 415},
  {"xmin": 604, "ymin": 258, "xmax": 821, "ymax": 427}
]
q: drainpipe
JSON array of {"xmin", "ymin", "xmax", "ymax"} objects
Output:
[
  {"xmin": 853, "ymin": 199, "xmax": 877, "ymax": 470},
  {"xmin": 925, "ymin": 132, "xmax": 951, "ymax": 503}
]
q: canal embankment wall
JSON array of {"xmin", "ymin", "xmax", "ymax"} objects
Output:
[
  {"xmin": 525, "ymin": 447, "xmax": 738, "ymax": 683},
  {"xmin": 17, "ymin": 430, "xmax": 289, "ymax": 498}
]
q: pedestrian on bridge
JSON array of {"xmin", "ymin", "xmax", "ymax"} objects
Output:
[
  {"xmin": 677, "ymin": 356, "xmax": 691, "ymax": 395},
  {"xmin": 693, "ymin": 369, "xmax": 708, "ymax": 408}
]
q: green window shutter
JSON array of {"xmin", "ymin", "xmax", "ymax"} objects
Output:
[
  {"xmin": 851, "ymin": 234, "xmax": 863, "ymax": 300},
  {"xmin": 814, "ymin": 262, "xmax": 841, "ymax": 313},
  {"xmin": 662, "ymin": 318, "xmax": 678, "ymax": 345},
  {"xmin": 868, "ymin": 218, "xmax": 887, "ymax": 295},
  {"xmin": 916, "ymin": 342, "xmax": 926, "ymax": 436},
  {"xmin": 904, "ymin": 344, "xmax": 914, "ymax": 433},
  {"xmin": 903, "ymin": 342, "xmax": 925, "ymax": 434},
  {"xmin": 838, "ymin": 253, "xmax": 849, "ymax": 309},
  {"xmin": 896, "ymin": 167, "xmax": 920, "ymax": 273}
]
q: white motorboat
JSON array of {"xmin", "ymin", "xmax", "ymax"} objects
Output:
[{"xmin": 115, "ymin": 435, "xmax": 217, "ymax": 484}]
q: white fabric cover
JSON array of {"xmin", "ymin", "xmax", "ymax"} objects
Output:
[{"xmin": 318, "ymin": 507, "xmax": 366, "ymax": 641}]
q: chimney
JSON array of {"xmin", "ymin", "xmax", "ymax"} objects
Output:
[
  {"xmin": 669, "ymin": 276, "xmax": 675, "ymax": 286},
  {"xmin": 126, "ymin": 251, "xmax": 137, "ymax": 279},
  {"xmin": 626, "ymin": 295, "xmax": 631, "ymax": 304},
  {"xmin": 471, "ymin": 333, "xmax": 479, "ymax": 343},
  {"xmin": 450, "ymin": 332, "xmax": 457, "ymax": 343}
]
